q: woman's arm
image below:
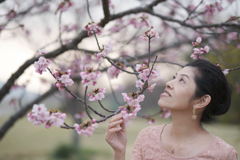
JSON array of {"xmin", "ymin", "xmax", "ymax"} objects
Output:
[{"xmin": 105, "ymin": 114, "xmax": 127, "ymax": 160}]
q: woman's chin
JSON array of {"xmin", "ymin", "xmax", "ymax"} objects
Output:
[{"xmin": 158, "ymin": 99, "xmax": 168, "ymax": 109}]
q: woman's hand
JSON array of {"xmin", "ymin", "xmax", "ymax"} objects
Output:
[{"xmin": 105, "ymin": 114, "xmax": 127, "ymax": 155}]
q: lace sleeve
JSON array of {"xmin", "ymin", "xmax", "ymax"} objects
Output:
[
  {"xmin": 226, "ymin": 146, "xmax": 238, "ymax": 160},
  {"xmin": 129, "ymin": 129, "xmax": 145, "ymax": 160}
]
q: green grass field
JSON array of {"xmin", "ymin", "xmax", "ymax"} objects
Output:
[{"xmin": 0, "ymin": 115, "xmax": 239, "ymax": 160}]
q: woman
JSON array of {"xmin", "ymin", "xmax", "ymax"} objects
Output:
[{"xmin": 105, "ymin": 59, "xmax": 238, "ymax": 160}]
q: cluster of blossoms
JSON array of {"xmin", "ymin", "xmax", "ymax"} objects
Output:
[
  {"xmin": 74, "ymin": 119, "xmax": 98, "ymax": 137},
  {"xmin": 205, "ymin": 2, "xmax": 223, "ymax": 16},
  {"xmin": 53, "ymin": 69, "xmax": 74, "ymax": 91},
  {"xmin": 129, "ymin": 13, "xmax": 149, "ymax": 28},
  {"xmin": 215, "ymin": 62, "xmax": 229, "ymax": 76},
  {"xmin": 27, "ymin": 104, "xmax": 66, "ymax": 129},
  {"xmin": 55, "ymin": 0, "xmax": 74, "ymax": 14},
  {"xmin": 140, "ymin": 26, "xmax": 160, "ymax": 42},
  {"xmin": 146, "ymin": 116, "xmax": 156, "ymax": 125},
  {"xmin": 119, "ymin": 105, "xmax": 141, "ymax": 121},
  {"xmin": 191, "ymin": 37, "xmax": 209, "ymax": 59},
  {"xmin": 135, "ymin": 80, "xmax": 156, "ymax": 92},
  {"xmin": 107, "ymin": 62, "xmax": 126, "ymax": 79},
  {"xmin": 161, "ymin": 108, "xmax": 171, "ymax": 119},
  {"xmin": 97, "ymin": 41, "xmax": 113, "ymax": 59},
  {"xmin": 80, "ymin": 65, "xmax": 101, "ymax": 86},
  {"xmin": 85, "ymin": 22, "xmax": 102, "ymax": 36},
  {"xmin": 62, "ymin": 24, "xmax": 79, "ymax": 32},
  {"xmin": 88, "ymin": 88, "xmax": 106, "ymax": 101},
  {"xmin": 122, "ymin": 92, "xmax": 145, "ymax": 106},
  {"xmin": 6, "ymin": 9, "xmax": 17, "ymax": 20},
  {"xmin": 120, "ymin": 92, "xmax": 144, "ymax": 121},
  {"xmin": 34, "ymin": 50, "xmax": 50, "ymax": 75},
  {"xmin": 136, "ymin": 63, "xmax": 161, "ymax": 82}
]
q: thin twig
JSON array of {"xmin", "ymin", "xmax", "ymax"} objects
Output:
[
  {"xmin": 84, "ymin": 86, "xmax": 92, "ymax": 119},
  {"xmin": 98, "ymin": 100, "xmax": 115, "ymax": 113},
  {"xmin": 86, "ymin": 0, "xmax": 94, "ymax": 22},
  {"xmin": 184, "ymin": 0, "xmax": 203, "ymax": 22},
  {"xmin": 107, "ymin": 75, "xmax": 123, "ymax": 106}
]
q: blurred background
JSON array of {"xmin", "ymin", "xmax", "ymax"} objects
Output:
[{"xmin": 0, "ymin": 0, "xmax": 240, "ymax": 159}]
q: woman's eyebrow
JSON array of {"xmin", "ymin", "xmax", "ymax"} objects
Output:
[
  {"xmin": 176, "ymin": 73, "xmax": 189, "ymax": 79},
  {"xmin": 181, "ymin": 74, "xmax": 189, "ymax": 79}
]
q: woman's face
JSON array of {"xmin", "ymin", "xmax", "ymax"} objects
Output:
[{"xmin": 158, "ymin": 66, "xmax": 198, "ymax": 111}]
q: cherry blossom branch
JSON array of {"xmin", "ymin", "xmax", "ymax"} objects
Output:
[
  {"xmin": 183, "ymin": 0, "xmax": 203, "ymax": 22},
  {"xmin": 46, "ymin": 68, "xmax": 105, "ymax": 118},
  {"xmin": 139, "ymin": 56, "xmax": 158, "ymax": 95},
  {"xmin": 61, "ymin": 123, "xmax": 75, "ymax": 129},
  {"xmin": 229, "ymin": 66, "xmax": 240, "ymax": 72},
  {"xmin": 101, "ymin": 0, "xmax": 111, "ymax": 22},
  {"xmin": 98, "ymin": 100, "xmax": 115, "ymax": 113},
  {"xmin": 104, "ymin": 56, "xmax": 138, "ymax": 75},
  {"xmin": 63, "ymin": 86, "xmax": 106, "ymax": 118},
  {"xmin": 96, "ymin": 109, "xmax": 122, "ymax": 123},
  {"xmin": 84, "ymin": 86, "xmax": 92, "ymax": 119},
  {"xmin": 107, "ymin": 75, "xmax": 123, "ymax": 106},
  {"xmin": 0, "ymin": 86, "xmax": 58, "ymax": 141},
  {"xmin": 86, "ymin": 0, "xmax": 94, "ymax": 22}
]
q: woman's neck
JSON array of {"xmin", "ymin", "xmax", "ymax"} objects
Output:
[{"xmin": 170, "ymin": 110, "xmax": 205, "ymax": 142}]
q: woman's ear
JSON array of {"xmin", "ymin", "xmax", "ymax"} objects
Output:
[{"xmin": 195, "ymin": 95, "xmax": 211, "ymax": 109}]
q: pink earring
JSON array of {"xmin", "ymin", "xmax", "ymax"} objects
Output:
[{"xmin": 192, "ymin": 105, "xmax": 197, "ymax": 120}]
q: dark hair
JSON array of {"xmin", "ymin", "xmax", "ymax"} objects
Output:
[{"xmin": 185, "ymin": 59, "xmax": 231, "ymax": 123}]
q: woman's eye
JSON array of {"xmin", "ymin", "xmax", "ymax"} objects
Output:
[
  {"xmin": 173, "ymin": 76, "xmax": 176, "ymax": 79},
  {"xmin": 180, "ymin": 78, "xmax": 185, "ymax": 83}
]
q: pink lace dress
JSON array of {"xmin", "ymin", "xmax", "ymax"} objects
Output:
[{"xmin": 130, "ymin": 124, "xmax": 238, "ymax": 160}]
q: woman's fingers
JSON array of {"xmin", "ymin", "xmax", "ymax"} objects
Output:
[
  {"xmin": 110, "ymin": 114, "xmax": 123, "ymax": 122},
  {"xmin": 107, "ymin": 119, "xmax": 123, "ymax": 130}
]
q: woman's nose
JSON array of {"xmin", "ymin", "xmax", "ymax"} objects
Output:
[{"xmin": 166, "ymin": 80, "xmax": 173, "ymax": 89}]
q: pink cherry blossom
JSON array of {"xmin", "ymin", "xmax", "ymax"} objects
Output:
[
  {"xmin": 74, "ymin": 119, "xmax": 98, "ymax": 137},
  {"xmin": 85, "ymin": 22, "xmax": 102, "ymax": 36},
  {"xmin": 39, "ymin": 49, "xmax": 47, "ymax": 55},
  {"xmin": 148, "ymin": 83, "xmax": 156, "ymax": 92},
  {"xmin": 139, "ymin": 26, "xmax": 160, "ymax": 42},
  {"xmin": 147, "ymin": 119, "xmax": 155, "ymax": 125},
  {"xmin": 80, "ymin": 65, "xmax": 102, "ymax": 86},
  {"xmin": 196, "ymin": 37, "xmax": 202, "ymax": 43},
  {"xmin": 135, "ymin": 63, "xmax": 160, "ymax": 82},
  {"xmin": 107, "ymin": 62, "xmax": 126, "ymax": 79},
  {"xmin": 88, "ymin": 88, "xmax": 106, "ymax": 101},
  {"xmin": 120, "ymin": 105, "xmax": 141, "ymax": 121},
  {"xmin": 55, "ymin": 0, "xmax": 74, "ymax": 14},
  {"xmin": 45, "ymin": 112, "xmax": 66, "ymax": 129},
  {"xmin": 28, "ymin": 104, "xmax": 50, "ymax": 126},
  {"xmin": 128, "ymin": 13, "xmax": 149, "ymax": 28},
  {"xmin": 204, "ymin": 46, "xmax": 209, "ymax": 53},
  {"xmin": 34, "ymin": 57, "xmax": 50, "ymax": 75},
  {"xmin": 122, "ymin": 92, "xmax": 145, "ymax": 107},
  {"xmin": 222, "ymin": 69, "xmax": 229, "ymax": 76},
  {"xmin": 53, "ymin": 69, "xmax": 74, "ymax": 90},
  {"xmin": 135, "ymin": 80, "xmax": 144, "ymax": 89},
  {"xmin": 97, "ymin": 41, "xmax": 113, "ymax": 59},
  {"xmin": 161, "ymin": 109, "xmax": 171, "ymax": 118}
]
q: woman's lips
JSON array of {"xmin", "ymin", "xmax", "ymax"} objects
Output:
[{"xmin": 160, "ymin": 90, "xmax": 171, "ymax": 97}]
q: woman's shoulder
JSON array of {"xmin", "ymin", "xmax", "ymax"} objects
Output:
[
  {"xmin": 138, "ymin": 124, "xmax": 166, "ymax": 137},
  {"xmin": 206, "ymin": 136, "xmax": 238, "ymax": 159}
]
